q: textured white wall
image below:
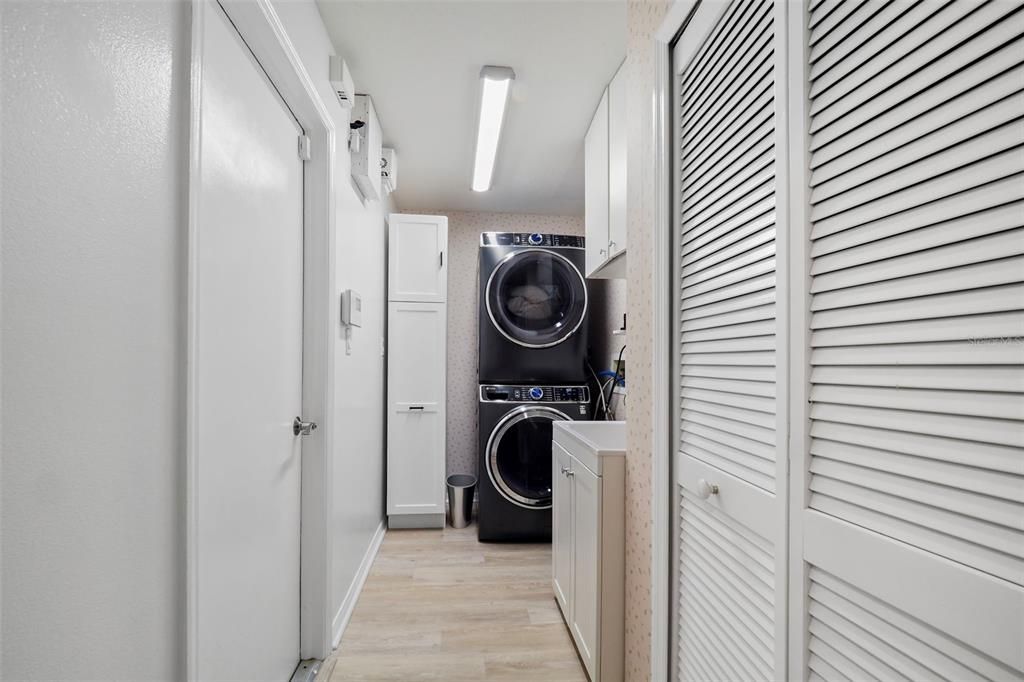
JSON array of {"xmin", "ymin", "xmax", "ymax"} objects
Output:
[
  {"xmin": 270, "ymin": 0, "xmax": 394, "ymax": 641},
  {"xmin": 1, "ymin": 1, "xmax": 396, "ymax": 675},
  {"xmin": 0, "ymin": 1, "xmax": 189, "ymax": 678}
]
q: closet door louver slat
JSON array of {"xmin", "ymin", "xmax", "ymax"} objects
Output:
[
  {"xmin": 673, "ymin": 0, "xmax": 785, "ymax": 679},
  {"xmin": 801, "ymin": 0, "xmax": 1024, "ymax": 677}
]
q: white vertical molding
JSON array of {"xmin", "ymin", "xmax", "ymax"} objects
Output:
[
  {"xmin": 650, "ymin": 28, "xmax": 672, "ymax": 682},
  {"xmin": 786, "ymin": 0, "xmax": 813, "ymax": 678},
  {"xmin": 772, "ymin": 0, "xmax": 792, "ymax": 677},
  {"xmin": 184, "ymin": 1, "xmax": 204, "ymax": 678},
  {"xmin": 653, "ymin": 4, "xmax": 701, "ymax": 679}
]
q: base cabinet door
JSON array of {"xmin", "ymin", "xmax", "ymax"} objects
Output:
[
  {"xmin": 571, "ymin": 461, "xmax": 600, "ymax": 680},
  {"xmin": 552, "ymin": 443, "xmax": 574, "ymax": 613}
]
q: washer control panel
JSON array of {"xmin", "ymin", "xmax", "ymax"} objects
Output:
[
  {"xmin": 480, "ymin": 232, "xmax": 585, "ymax": 249},
  {"xmin": 480, "ymin": 385, "xmax": 590, "ymax": 403}
]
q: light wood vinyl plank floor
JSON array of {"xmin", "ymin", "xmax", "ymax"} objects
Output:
[{"xmin": 320, "ymin": 525, "xmax": 587, "ymax": 681}]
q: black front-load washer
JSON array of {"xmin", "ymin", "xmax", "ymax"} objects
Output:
[
  {"xmin": 478, "ymin": 232, "xmax": 589, "ymax": 383},
  {"xmin": 477, "ymin": 383, "xmax": 590, "ymax": 542}
]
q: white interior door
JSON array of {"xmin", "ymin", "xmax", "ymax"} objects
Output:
[
  {"xmin": 195, "ymin": 1, "xmax": 304, "ymax": 678},
  {"xmin": 671, "ymin": 0, "xmax": 787, "ymax": 679}
]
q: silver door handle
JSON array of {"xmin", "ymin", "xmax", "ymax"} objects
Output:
[
  {"xmin": 560, "ymin": 466, "xmax": 570, "ymax": 475},
  {"xmin": 293, "ymin": 417, "xmax": 318, "ymax": 436},
  {"xmin": 566, "ymin": 470, "xmax": 574, "ymax": 478}
]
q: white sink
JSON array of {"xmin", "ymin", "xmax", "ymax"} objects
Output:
[{"xmin": 553, "ymin": 421, "xmax": 626, "ymax": 471}]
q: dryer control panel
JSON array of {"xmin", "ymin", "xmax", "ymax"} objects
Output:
[
  {"xmin": 480, "ymin": 232, "xmax": 585, "ymax": 249},
  {"xmin": 480, "ymin": 384, "xmax": 590, "ymax": 404}
]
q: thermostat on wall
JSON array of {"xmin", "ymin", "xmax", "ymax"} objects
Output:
[{"xmin": 341, "ymin": 289, "xmax": 362, "ymax": 327}]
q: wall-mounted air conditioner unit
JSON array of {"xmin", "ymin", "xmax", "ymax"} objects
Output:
[
  {"xmin": 381, "ymin": 147, "xmax": 397, "ymax": 194},
  {"xmin": 351, "ymin": 95, "xmax": 382, "ymax": 202},
  {"xmin": 329, "ymin": 56, "xmax": 355, "ymax": 109}
]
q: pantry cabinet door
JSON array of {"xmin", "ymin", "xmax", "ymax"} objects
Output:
[{"xmin": 388, "ymin": 214, "xmax": 448, "ymax": 303}]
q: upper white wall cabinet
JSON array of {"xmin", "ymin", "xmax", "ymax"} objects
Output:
[
  {"xmin": 388, "ymin": 214, "xmax": 448, "ymax": 303},
  {"xmin": 585, "ymin": 62, "xmax": 627, "ymax": 279},
  {"xmin": 351, "ymin": 94, "xmax": 382, "ymax": 202}
]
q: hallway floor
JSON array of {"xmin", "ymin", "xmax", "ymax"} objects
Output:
[{"xmin": 320, "ymin": 525, "xmax": 587, "ymax": 681}]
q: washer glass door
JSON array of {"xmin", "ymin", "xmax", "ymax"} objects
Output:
[
  {"xmin": 486, "ymin": 250, "xmax": 587, "ymax": 349},
  {"xmin": 487, "ymin": 406, "xmax": 568, "ymax": 509}
]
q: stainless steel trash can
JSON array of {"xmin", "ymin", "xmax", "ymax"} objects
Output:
[{"xmin": 446, "ymin": 474, "xmax": 476, "ymax": 529}]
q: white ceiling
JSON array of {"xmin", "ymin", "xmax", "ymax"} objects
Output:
[{"xmin": 316, "ymin": 0, "xmax": 626, "ymax": 215}]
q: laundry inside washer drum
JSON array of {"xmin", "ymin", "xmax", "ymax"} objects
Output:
[{"xmin": 505, "ymin": 284, "xmax": 563, "ymax": 322}]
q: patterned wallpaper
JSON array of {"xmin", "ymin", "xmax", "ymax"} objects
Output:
[
  {"xmin": 401, "ymin": 210, "xmax": 627, "ymax": 477},
  {"xmin": 624, "ymin": 1, "xmax": 671, "ymax": 680}
]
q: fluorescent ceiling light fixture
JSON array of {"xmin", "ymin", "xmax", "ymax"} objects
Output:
[{"xmin": 472, "ymin": 66, "xmax": 515, "ymax": 192}]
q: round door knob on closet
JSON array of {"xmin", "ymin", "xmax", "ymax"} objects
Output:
[{"xmin": 696, "ymin": 478, "xmax": 719, "ymax": 500}]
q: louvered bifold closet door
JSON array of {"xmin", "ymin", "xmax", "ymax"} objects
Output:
[
  {"xmin": 672, "ymin": 0, "xmax": 786, "ymax": 679},
  {"xmin": 799, "ymin": 1, "xmax": 1024, "ymax": 679}
]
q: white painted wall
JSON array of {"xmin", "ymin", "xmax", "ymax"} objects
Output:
[
  {"xmin": 270, "ymin": 0, "xmax": 394, "ymax": 644},
  {"xmin": 0, "ymin": 1, "xmax": 189, "ymax": 678},
  {"xmin": 1, "ymin": 0, "xmax": 394, "ymax": 675}
]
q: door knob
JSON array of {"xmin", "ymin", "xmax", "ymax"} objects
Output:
[
  {"xmin": 696, "ymin": 478, "xmax": 719, "ymax": 500},
  {"xmin": 293, "ymin": 417, "xmax": 318, "ymax": 436},
  {"xmin": 560, "ymin": 466, "xmax": 570, "ymax": 476}
]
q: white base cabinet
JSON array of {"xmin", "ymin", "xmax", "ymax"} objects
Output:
[{"xmin": 552, "ymin": 424, "xmax": 626, "ymax": 682}]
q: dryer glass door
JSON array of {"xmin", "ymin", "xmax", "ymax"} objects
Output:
[
  {"xmin": 485, "ymin": 250, "xmax": 587, "ymax": 349},
  {"xmin": 487, "ymin": 406, "xmax": 569, "ymax": 509}
]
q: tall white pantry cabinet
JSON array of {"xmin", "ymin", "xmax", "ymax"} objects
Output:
[{"xmin": 386, "ymin": 214, "xmax": 448, "ymax": 529}]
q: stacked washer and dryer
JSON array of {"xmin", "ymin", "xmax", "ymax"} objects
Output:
[{"xmin": 477, "ymin": 232, "xmax": 591, "ymax": 541}]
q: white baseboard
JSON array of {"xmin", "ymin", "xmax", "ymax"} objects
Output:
[{"xmin": 330, "ymin": 520, "xmax": 386, "ymax": 649}]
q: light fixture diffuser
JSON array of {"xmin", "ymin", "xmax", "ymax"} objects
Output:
[{"xmin": 472, "ymin": 66, "xmax": 515, "ymax": 192}]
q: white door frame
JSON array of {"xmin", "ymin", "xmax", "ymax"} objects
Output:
[
  {"xmin": 651, "ymin": 2, "xmax": 796, "ymax": 678},
  {"xmin": 185, "ymin": 0, "xmax": 338, "ymax": 676},
  {"xmin": 651, "ymin": 3, "xmax": 692, "ymax": 678}
]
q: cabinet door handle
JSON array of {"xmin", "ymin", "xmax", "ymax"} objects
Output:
[
  {"xmin": 408, "ymin": 406, "xmax": 425, "ymax": 411},
  {"xmin": 439, "ymin": 251, "xmax": 444, "ymax": 268},
  {"xmin": 609, "ymin": 240, "xmax": 616, "ymax": 250},
  {"xmin": 599, "ymin": 248, "xmax": 606, "ymax": 256},
  {"xmin": 566, "ymin": 470, "xmax": 575, "ymax": 478},
  {"xmin": 560, "ymin": 466, "xmax": 570, "ymax": 475}
]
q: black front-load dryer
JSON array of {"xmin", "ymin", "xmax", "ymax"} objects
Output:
[
  {"xmin": 477, "ymin": 383, "xmax": 590, "ymax": 542},
  {"xmin": 478, "ymin": 232, "xmax": 589, "ymax": 383}
]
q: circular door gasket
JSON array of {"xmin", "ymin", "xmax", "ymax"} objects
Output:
[
  {"xmin": 485, "ymin": 405, "xmax": 570, "ymax": 509},
  {"xmin": 484, "ymin": 249, "xmax": 588, "ymax": 349}
]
